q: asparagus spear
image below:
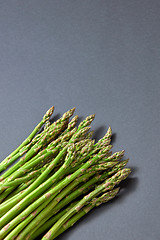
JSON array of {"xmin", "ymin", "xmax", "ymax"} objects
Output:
[
  {"xmin": 0, "ymin": 179, "xmax": 35, "ymax": 206},
  {"xmin": 2, "ymin": 127, "xmax": 77, "ymax": 185},
  {"xmin": 0, "ymin": 127, "xmax": 90, "ymax": 219},
  {"xmin": 26, "ymin": 188, "xmax": 119, "ymax": 240},
  {"xmin": 0, "ymin": 112, "xmax": 92, "ymax": 185},
  {"xmin": 0, "ymin": 108, "xmax": 75, "ymax": 182},
  {"xmin": 46, "ymin": 160, "xmax": 129, "ymax": 221},
  {"xmin": 0, "ymin": 106, "xmax": 132, "ymax": 240},
  {"xmin": 0, "ymin": 144, "xmax": 111, "ymax": 237},
  {"xmin": 27, "ymin": 202, "xmax": 78, "ymax": 240},
  {"xmin": 42, "ymin": 169, "xmax": 131, "ymax": 240},
  {"xmin": 0, "ymin": 169, "xmax": 42, "ymax": 191},
  {"xmin": 53, "ymin": 188, "xmax": 120, "ymax": 239},
  {"xmin": 0, "ymin": 159, "xmax": 127, "ymax": 219},
  {"xmin": 4, "ymin": 159, "xmax": 129, "ymax": 239},
  {"xmin": 0, "ymin": 106, "xmax": 54, "ymax": 173},
  {"xmin": 21, "ymin": 170, "xmax": 111, "ymax": 238},
  {"xmin": 16, "ymin": 159, "xmax": 120, "ymax": 240},
  {"xmin": 7, "ymin": 171, "xmax": 95, "ymax": 240}
]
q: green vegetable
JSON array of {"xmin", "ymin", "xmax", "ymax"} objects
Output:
[
  {"xmin": 0, "ymin": 106, "xmax": 131, "ymax": 240},
  {"xmin": 0, "ymin": 106, "xmax": 54, "ymax": 174}
]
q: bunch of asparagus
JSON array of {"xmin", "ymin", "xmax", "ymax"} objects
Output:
[{"xmin": 0, "ymin": 106, "xmax": 131, "ymax": 240}]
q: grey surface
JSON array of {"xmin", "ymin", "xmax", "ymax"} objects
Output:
[{"xmin": 0, "ymin": 1, "xmax": 160, "ymax": 240}]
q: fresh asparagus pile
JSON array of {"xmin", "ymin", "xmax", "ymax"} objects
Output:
[{"xmin": 0, "ymin": 106, "xmax": 131, "ymax": 240}]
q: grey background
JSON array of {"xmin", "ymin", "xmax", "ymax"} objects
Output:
[{"xmin": 0, "ymin": 1, "xmax": 159, "ymax": 240}]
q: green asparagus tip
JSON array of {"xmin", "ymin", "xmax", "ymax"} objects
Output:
[
  {"xmin": 120, "ymin": 158, "xmax": 129, "ymax": 167},
  {"xmin": 106, "ymin": 126, "xmax": 112, "ymax": 138},
  {"xmin": 72, "ymin": 115, "xmax": 79, "ymax": 122},
  {"xmin": 99, "ymin": 187, "xmax": 120, "ymax": 204},
  {"xmin": 43, "ymin": 106, "xmax": 54, "ymax": 120},
  {"xmin": 120, "ymin": 168, "xmax": 131, "ymax": 179},
  {"xmin": 62, "ymin": 108, "xmax": 76, "ymax": 120}
]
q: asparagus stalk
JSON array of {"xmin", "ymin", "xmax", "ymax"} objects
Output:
[
  {"xmin": 0, "ymin": 179, "xmax": 35, "ymax": 206},
  {"xmin": 28, "ymin": 202, "xmax": 78, "ymax": 240},
  {"xmin": 53, "ymin": 188, "xmax": 120, "ymax": 239},
  {"xmin": 72, "ymin": 127, "xmax": 112, "ymax": 167},
  {"xmin": 42, "ymin": 169, "xmax": 131, "ymax": 240},
  {"xmin": 0, "ymin": 159, "xmax": 127, "ymax": 219},
  {"xmin": 0, "ymin": 169, "xmax": 42, "ymax": 191},
  {"xmin": 0, "ymin": 186, "xmax": 18, "ymax": 204},
  {"xmin": 61, "ymin": 115, "xmax": 79, "ymax": 134},
  {"xmin": 51, "ymin": 159, "xmax": 129, "ymax": 222},
  {"xmin": 0, "ymin": 112, "xmax": 92, "ymax": 184},
  {"xmin": 0, "ymin": 127, "xmax": 90, "ymax": 219},
  {"xmin": 8, "ymin": 171, "xmax": 95, "ymax": 240},
  {"xmin": 0, "ymin": 106, "xmax": 131, "ymax": 240},
  {"xmin": 3, "ymin": 127, "xmax": 77, "ymax": 185},
  {"xmin": 22, "ymin": 173, "xmax": 104, "ymax": 238},
  {"xmin": 0, "ymin": 144, "xmax": 111, "ymax": 237},
  {"xmin": 0, "ymin": 108, "xmax": 75, "ymax": 182},
  {"xmin": 12, "ymin": 159, "xmax": 129, "ymax": 240},
  {"xmin": 0, "ymin": 106, "xmax": 54, "ymax": 173},
  {"xmin": 47, "ymin": 159, "xmax": 129, "ymax": 220},
  {"xmin": 27, "ymin": 188, "xmax": 119, "ymax": 240},
  {"xmin": 77, "ymin": 114, "xmax": 95, "ymax": 130}
]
